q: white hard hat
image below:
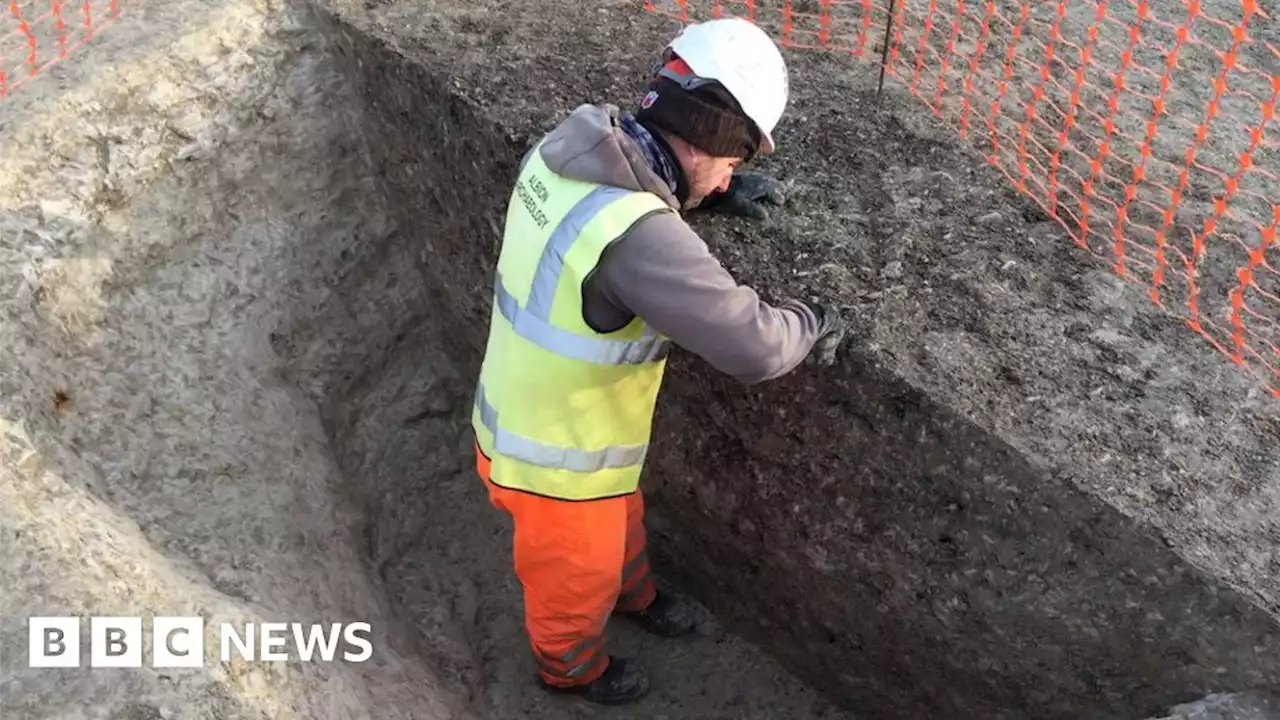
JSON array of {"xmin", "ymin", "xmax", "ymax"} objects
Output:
[{"xmin": 665, "ymin": 17, "xmax": 789, "ymax": 154}]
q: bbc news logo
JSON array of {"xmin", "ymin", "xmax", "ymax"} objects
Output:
[{"xmin": 28, "ymin": 617, "xmax": 373, "ymax": 668}]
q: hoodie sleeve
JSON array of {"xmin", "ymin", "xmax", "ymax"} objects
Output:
[{"xmin": 587, "ymin": 211, "xmax": 823, "ymax": 385}]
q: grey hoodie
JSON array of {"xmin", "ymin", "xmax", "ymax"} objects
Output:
[{"xmin": 533, "ymin": 103, "xmax": 823, "ymax": 385}]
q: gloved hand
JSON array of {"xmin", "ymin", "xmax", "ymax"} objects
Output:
[
  {"xmin": 802, "ymin": 301, "xmax": 847, "ymax": 367},
  {"xmin": 698, "ymin": 170, "xmax": 786, "ymax": 220}
]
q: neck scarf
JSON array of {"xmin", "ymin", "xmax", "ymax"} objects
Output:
[{"xmin": 620, "ymin": 112, "xmax": 685, "ymax": 204}]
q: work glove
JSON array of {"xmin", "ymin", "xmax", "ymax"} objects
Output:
[
  {"xmin": 698, "ymin": 170, "xmax": 786, "ymax": 220},
  {"xmin": 802, "ymin": 300, "xmax": 847, "ymax": 367}
]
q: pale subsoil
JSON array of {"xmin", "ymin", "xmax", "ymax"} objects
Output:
[{"xmin": 0, "ymin": 0, "xmax": 470, "ymax": 716}]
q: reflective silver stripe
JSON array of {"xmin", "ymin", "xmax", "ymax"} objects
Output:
[
  {"xmin": 526, "ymin": 185, "xmax": 631, "ymax": 319},
  {"xmin": 475, "ymin": 382, "xmax": 649, "ymax": 472},
  {"xmin": 535, "ymin": 635, "xmax": 605, "ymax": 680},
  {"xmin": 563, "ymin": 655, "xmax": 597, "ymax": 679},
  {"xmin": 559, "ymin": 635, "xmax": 602, "ymax": 665},
  {"xmin": 621, "ymin": 550, "xmax": 650, "ymax": 588},
  {"xmin": 501, "ymin": 174, "xmax": 670, "ymax": 365},
  {"xmin": 481, "ymin": 174, "xmax": 663, "ymax": 476},
  {"xmin": 494, "ymin": 271, "xmax": 669, "ymax": 365}
]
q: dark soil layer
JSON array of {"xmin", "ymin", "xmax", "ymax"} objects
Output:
[{"xmin": 311, "ymin": 1, "xmax": 1280, "ymax": 718}]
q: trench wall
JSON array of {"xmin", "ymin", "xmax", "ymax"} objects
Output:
[
  {"xmin": 313, "ymin": 3, "xmax": 1280, "ymax": 720},
  {"xmin": 0, "ymin": 0, "xmax": 484, "ymax": 717}
]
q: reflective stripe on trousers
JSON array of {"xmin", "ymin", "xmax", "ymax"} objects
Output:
[
  {"xmin": 616, "ymin": 521, "xmax": 655, "ymax": 611},
  {"xmin": 477, "ymin": 184, "xmax": 668, "ymax": 474},
  {"xmin": 534, "ymin": 634, "xmax": 606, "ymax": 682},
  {"xmin": 477, "ymin": 447, "xmax": 653, "ymax": 688}
]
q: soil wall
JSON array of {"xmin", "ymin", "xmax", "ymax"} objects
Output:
[
  {"xmin": 0, "ymin": 0, "xmax": 482, "ymax": 717},
  {"xmin": 313, "ymin": 2, "xmax": 1280, "ymax": 719}
]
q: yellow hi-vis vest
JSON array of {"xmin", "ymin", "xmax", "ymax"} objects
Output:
[{"xmin": 471, "ymin": 145, "xmax": 676, "ymax": 501}]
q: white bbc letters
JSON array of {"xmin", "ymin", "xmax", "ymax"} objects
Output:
[
  {"xmin": 28, "ymin": 617, "xmax": 80, "ymax": 667},
  {"xmin": 28, "ymin": 616, "xmax": 371, "ymax": 667},
  {"xmin": 153, "ymin": 616, "xmax": 205, "ymax": 668},
  {"xmin": 259, "ymin": 622, "xmax": 289, "ymax": 661},
  {"xmin": 91, "ymin": 617, "xmax": 143, "ymax": 668}
]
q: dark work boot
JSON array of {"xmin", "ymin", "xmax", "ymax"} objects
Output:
[
  {"xmin": 619, "ymin": 590, "xmax": 698, "ymax": 638},
  {"xmin": 537, "ymin": 655, "xmax": 650, "ymax": 706}
]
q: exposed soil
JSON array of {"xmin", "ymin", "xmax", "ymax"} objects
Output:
[
  {"xmin": 321, "ymin": 319, "xmax": 854, "ymax": 719},
  {"xmin": 0, "ymin": 1, "xmax": 475, "ymax": 717},
  {"xmin": 1, "ymin": 0, "xmax": 1276, "ymax": 718},
  {"xmin": 669, "ymin": 0, "xmax": 1280, "ymax": 389},
  {"xmin": 319, "ymin": 1, "xmax": 1280, "ymax": 718},
  {"xmin": 0, "ymin": 0, "xmax": 849, "ymax": 718}
]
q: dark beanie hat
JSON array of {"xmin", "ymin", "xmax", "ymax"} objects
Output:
[{"xmin": 635, "ymin": 60, "xmax": 762, "ymax": 161}]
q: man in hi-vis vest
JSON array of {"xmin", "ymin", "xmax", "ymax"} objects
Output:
[{"xmin": 471, "ymin": 17, "xmax": 845, "ymax": 706}]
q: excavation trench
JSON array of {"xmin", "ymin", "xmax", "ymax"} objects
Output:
[
  {"xmin": 311, "ymin": 3, "xmax": 1280, "ymax": 719},
  {"xmin": 1, "ymin": 0, "xmax": 1278, "ymax": 719}
]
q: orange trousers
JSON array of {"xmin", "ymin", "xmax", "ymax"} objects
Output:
[{"xmin": 475, "ymin": 443, "xmax": 657, "ymax": 687}]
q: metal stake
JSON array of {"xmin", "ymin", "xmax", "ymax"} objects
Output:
[{"xmin": 876, "ymin": 0, "xmax": 898, "ymax": 103}]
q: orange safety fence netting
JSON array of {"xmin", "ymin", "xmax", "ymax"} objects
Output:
[
  {"xmin": 645, "ymin": 0, "xmax": 1279, "ymax": 401},
  {"xmin": 1, "ymin": 0, "xmax": 129, "ymax": 98},
  {"xmin": 3, "ymin": 0, "xmax": 1276, "ymax": 399}
]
